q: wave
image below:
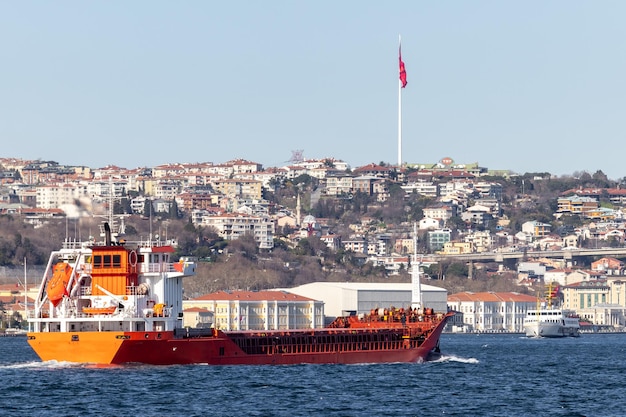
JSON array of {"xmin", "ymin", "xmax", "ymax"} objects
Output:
[
  {"xmin": 434, "ymin": 354, "xmax": 479, "ymax": 364},
  {"xmin": 0, "ymin": 360, "xmax": 83, "ymax": 370}
]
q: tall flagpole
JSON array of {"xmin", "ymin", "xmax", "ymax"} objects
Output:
[
  {"xmin": 398, "ymin": 35, "xmax": 407, "ymax": 167},
  {"xmin": 398, "ymin": 35, "xmax": 402, "ymax": 167}
]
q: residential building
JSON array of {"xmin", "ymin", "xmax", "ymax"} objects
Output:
[
  {"xmin": 324, "ymin": 174, "xmax": 354, "ymax": 196},
  {"xmin": 428, "ymin": 229, "xmax": 451, "ymax": 251},
  {"xmin": 320, "ymin": 234, "xmax": 341, "ymax": 251},
  {"xmin": 352, "ymin": 163, "xmax": 394, "ymax": 178},
  {"xmin": 461, "ymin": 205, "xmax": 493, "ymax": 227},
  {"xmin": 35, "ymin": 183, "xmax": 89, "ymax": 210},
  {"xmin": 401, "ymin": 181, "xmax": 439, "ymax": 198},
  {"xmin": 423, "ymin": 204, "xmax": 456, "ymax": 222},
  {"xmin": 419, "ymin": 217, "xmax": 444, "ymax": 230},
  {"xmin": 464, "ymin": 230, "xmax": 493, "ymax": 253},
  {"xmin": 394, "ymin": 237, "xmax": 415, "ymax": 254},
  {"xmin": 371, "ymin": 255, "xmax": 410, "ymax": 275},
  {"xmin": 352, "ymin": 175, "xmax": 379, "ymax": 195},
  {"xmin": 194, "ymin": 212, "xmax": 275, "ymax": 249},
  {"xmin": 591, "ymin": 257, "xmax": 625, "ymax": 275},
  {"xmin": 212, "ymin": 179, "xmax": 263, "ymax": 201},
  {"xmin": 439, "ymin": 241, "xmax": 473, "ymax": 255},
  {"xmin": 557, "ymin": 195, "xmax": 599, "ymax": 214},
  {"xmin": 343, "ymin": 238, "xmax": 367, "ymax": 254},
  {"xmin": 521, "ymin": 221, "xmax": 551, "ymax": 238}
]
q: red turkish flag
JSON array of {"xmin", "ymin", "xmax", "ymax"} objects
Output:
[{"xmin": 399, "ymin": 45, "xmax": 407, "ymax": 88}]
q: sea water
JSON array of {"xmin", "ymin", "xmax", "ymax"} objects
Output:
[{"xmin": 1, "ymin": 333, "xmax": 624, "ymax": 417}]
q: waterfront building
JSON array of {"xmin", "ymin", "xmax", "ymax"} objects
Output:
[
  {"xmin": 184, "ymin": 290, "xmax": 324, "ymax": 331},
  {"xmin": 562, "ymin": 278, "xmax": 626, "ymax": 328},
  {"xmin": 283, "ymin": 282, "xmax": 448, "ymax": 324},
  {"xmin": 447, "ymin": 292, "xmax": 538, "ymax": 333}
]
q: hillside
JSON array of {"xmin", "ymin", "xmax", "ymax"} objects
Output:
[{"xmin": 0, "ymin": 170, "xmax": 623, "ymax": 297}]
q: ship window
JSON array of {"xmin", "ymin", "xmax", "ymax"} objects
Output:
[
  {"xmin": 104, "ymin": 255, "xmax": 112, "ymax": 267},
  {"xmin": 93, "ymin": 255, "xmax": 102, "ymax": 269},
  {"xmin": 113, "ymin": 254, "xmax": 122, "ymax": 268}
]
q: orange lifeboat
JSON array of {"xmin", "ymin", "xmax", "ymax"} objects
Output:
[
  {"xmin": 46, "ymin": 263, "xmax": 73, "ymax": 307},
  {"xmin": 83, "ymin": 306, "xmax": 117, "ymax": 315}
]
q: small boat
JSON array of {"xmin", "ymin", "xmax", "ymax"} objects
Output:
[
  {"xmin": 46, "ymin": 263, "xmax": 73, "ymax": 307},
  {"xmin": 3, "ymin": 328, "xmax": 28, "ymax": 337},
  {"xmin": 82, "ymin": 306, "xmax": 118, "ymax": 315},
  {"xmin": 27, "ymin": 220, "xmax": 452, "ymax": 365},
  {"xmin": 524, "ymin": 283, "xmax": 580, "ymax": 338}
]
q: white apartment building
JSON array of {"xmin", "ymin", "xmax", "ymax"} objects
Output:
[
  {"xmin": 86, "ymin": 180, "xmax": 127, "ymax": 199},
  {"xmin": 423, "ymin": 204, "xmax": 456, "ymax": 221},
  {"xmin": 438, "ymin": 180, "xmax": 475, "ymax": 195},
  {"xmin": 324, "ymin": 175, "xmax": 354, "ymax": 196},
  {"xmin": 401, "ymin": 181, "xmax": 439, "ymax": 197},
  {"xmin": 36, "ymin": 183, "xmax": 89, "ymax": 209},
  {"xmin": 194, "ymin": 212, "xmax": 275, "ymax": 249},
  {"xmin": 153, "ymin": 181, "xmax": 183, "ymax": 200},
  {"xmin": 343, "ymin": 238, "xmax": 368, "ymax": 254},
  {"xmin": 130, "ymin": 196, "xmax": 147, "ymax": 214},
  {"xmin": 464, "ymin": 230, "xmax": 494, "ymax": 252}
]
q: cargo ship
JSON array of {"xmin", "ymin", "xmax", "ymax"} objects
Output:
[{"xmin": 27, "ymin": 221, "xmax": 451, "ymax": 365}]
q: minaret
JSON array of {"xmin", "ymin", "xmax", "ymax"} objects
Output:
[{"xmin": 411, "ymin": 222, "xmax": 422, "ymax": 310}]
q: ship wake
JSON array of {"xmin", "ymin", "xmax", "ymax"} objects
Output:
[
  {"xmin": 432, "ymin": 354, "xmax": 479, "ymax": 364},
  {"xmin": 0, "ymin": 360, "xmax": 90, "ymax": 370}
]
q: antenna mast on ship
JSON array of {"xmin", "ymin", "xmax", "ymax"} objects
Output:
[
  {"xmin": 411, "ymin": 222, "xmax": 422, "ymax": 310},
  {"xmin": 98, "ymin": 176, "xmax": 127, "ymax": 242}
]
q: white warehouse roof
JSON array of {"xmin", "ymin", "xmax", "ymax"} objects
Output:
[{"xmin": 279, "ymin": 282, "xmax": 448, "ymax": 321}]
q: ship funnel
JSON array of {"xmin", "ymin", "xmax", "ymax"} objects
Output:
[{"xmin": 104, "ymin": 222, "xmax": 112, "ymax": 246}]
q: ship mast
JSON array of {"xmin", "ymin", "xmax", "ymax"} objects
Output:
[{"xmin": 411, "ymin": 222, "xmax": 422, "ymax": 310}]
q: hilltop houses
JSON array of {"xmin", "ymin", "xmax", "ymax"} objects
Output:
[{"xmin": 2, "ymin": 154, "xmax": 626, "ymax": 275}]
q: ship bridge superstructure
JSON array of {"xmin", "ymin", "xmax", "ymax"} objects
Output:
[{"xmin": 30, "ymin": 231, "xmax": 196, "ymax": 334}]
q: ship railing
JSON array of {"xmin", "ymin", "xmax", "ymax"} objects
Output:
[
  {"xmin": 61, "ymin": 239, "xmax": 91, "ymax": 250},
  {"xmin": 139, "ymin": 263, "xmax": 176, "ymax": 273},
  {"xmin": 138, "ymin": 262, "xmax": 195, "ymax": 275},
  {"xmin": 92, "ymin": 238, "xmax": 179, "ymax": 248},
  {"xmin": 60, "ymin": 237, "xmax": 179, "ymax": 249}
]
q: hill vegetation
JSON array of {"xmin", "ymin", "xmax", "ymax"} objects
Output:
[{"xmin": 0, "ymin": 170, "xmax": 623, "ymax": 297}]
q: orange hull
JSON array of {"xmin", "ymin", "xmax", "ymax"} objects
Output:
[{"xmin": 27, "ymin": 332, "xmax": 127, "ymax": 363}]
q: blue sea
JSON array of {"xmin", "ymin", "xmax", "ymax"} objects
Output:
[{"xmin": 1, "ymin": 333, "xmax": 624, "ymax": 417}]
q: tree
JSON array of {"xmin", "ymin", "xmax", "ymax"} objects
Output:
[
  {"xmin": 143, "ymin": 199, "xmax": 152, "ymax": 217},
  {"xmin": 170, "ymin": 199, "xmax": 180, "ymax": 219}
]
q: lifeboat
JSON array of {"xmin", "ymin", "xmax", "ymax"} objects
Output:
[
  {"xmin": 82, "ymin": 306, "xmax": 117, "ymax": 315},
  {"xmin": 46, "ymin": 263, "xmax": 73, "ymax": 307}
]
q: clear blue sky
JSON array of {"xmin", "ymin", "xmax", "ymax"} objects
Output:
[{"xmin": 1, "ymin": 2, "xmax": 625, "ymax": 179}]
